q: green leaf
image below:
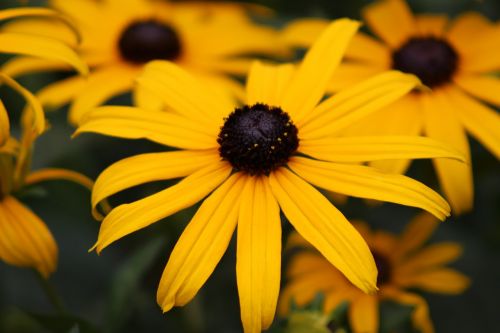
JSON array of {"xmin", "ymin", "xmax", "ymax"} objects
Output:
[
  {"xmin": 24, "ymin": 312, "xmax": 99, "ymax": 333},
  {"xmin": 105, "ymin": 237, "xmax": 166, "ymax": 333}
]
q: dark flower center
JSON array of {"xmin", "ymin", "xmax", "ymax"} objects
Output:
[
  {"xmin": 392, "ymin": 37, "xmax": 458, "ymax": 87},
  {"xmin": 373, "ymin": 250, "xmax": 392, "ymax": 286},
  {"xmin": 118, "ymin": 20, "xmax": 182, "ymax": 64},
  {"xmin": 218, "ymin": 103, "xmax": 299, "ymax": 176}
]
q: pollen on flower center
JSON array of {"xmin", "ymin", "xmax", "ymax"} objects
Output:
[
  {"xmin": 392, "ymin": 37, "xmax": 458, "ymax": 87},
  {"xmin": 372, "ymin": 250, "xmax": 392, "ymax": 286},
  {"xmin": 218, "ymin": 103, "xmax": 299, "ymax": 176},
  {"xmin": 118, "ymin": 20, "xmax": 182, "ymax": 64}
]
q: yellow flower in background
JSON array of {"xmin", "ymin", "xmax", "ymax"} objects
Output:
[
  {"xmin": 279, "ymin": 213, "xmax": 470, "ymax": 333},
  {"xmin": 0, "ymin": 76, "xmax": 92, "ymax": 278},
  {"xmin": 283, "ymin": 0, "xmax": 500, "ymax": 215},
  {"xmin": 76, "ymin": 19, "xmax": 464, "ymax": 332},
  {"xmin": 1, "ymin": 0, "xmax": 286, "ymax": 125}
]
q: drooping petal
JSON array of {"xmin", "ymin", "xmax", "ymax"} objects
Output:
[
  {"xmin": 25, "ymin": 168, "xmax": 93, "ymax": 190},
  {"xmin": 281, "ymin": 18, "xmax": 329, "ymax": 48},
  {"xmin": 1, "ymin": 56, "xmax": 72, "ymax": 78},
  {"xmin": 246, "ymin": 62, "xmax": 295, "ymax": 107},
  {"xmin": 237, "ymin": 177, "xmax": 281, "ymax": 332},
  {"xmin": 349, "ymin": 294, "xmax": 379, "ymax": 333},
  {"xmin": 299, "ymin": 71, "xmax": 420, "ymax": 136},
  {"xmin": 362, "ymin": 0, "xmax": 415, "ymax": 48},
  {"xmin": 92, "ymin": 150, "xmax": 219, "ymax": 217},
  {"xmin": 299, "ymin": 135, "xmax": 464, "ymax": 163},
  {"xmin": 68, "ymin": 66, "xmax": 137, "ymax": 125},
  {"xmin": 36, "ymin": 76, "xmax": 86, "ymax": 111},
  {"xmin": 288, "ymin": 157, "xmax": 451, "ymax": 220},
  {"xmin": 268, "ymin": 168, "xmax": 377, "ymax": 293},
  {"xmin": 279, "ymin": 19, "xmax": 360, "ymax": 122},
  {"xmin": 0, "ymin": 100, "xmax": 10, "ymax": 146},
  {"xmin": 392, "ymin": 213, "xmax": 438, "ymax": 261},
  {"xmin": 395, "ymin": 268, "xmax": 470, "ymax": 294},
  {"xmin": 446, "ymin": 87, "xmax": 500, "ymax": 159},
  {"xmin": 422, "ymin": 90, "xmax": 473, "ymax": 214},
  {"xmin": 157, "ymin": 173, "xmax": 245, "ymax": 311},
  {"xmin": 0, "ymin": 74, "xmax": 45, "ymax": 136},
  {"xmin": 0, "ymin": 196, "xmax": 57, "ymax": 278},
  {"xmin": 0, "ymin": 32, "xmax": 87, "ymax": 75},
  {"xmin": 137, "ymin": 61, "xmax": 232, "ymax": 126},
  {"xmin": 75, "ymin": 106, "xmax": 218, "ymax": 150},
  {"xmin": 93, "ymin": 161, "xmax": 231, "ymax": 253},
  {"xmin": 381, "ymin": 287, "xmax": 434, "ymax": 333}
]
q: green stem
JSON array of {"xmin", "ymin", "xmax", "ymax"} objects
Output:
[{"xmin": 34, "ymin": 271, "xmax": 67, "ymax": 314}]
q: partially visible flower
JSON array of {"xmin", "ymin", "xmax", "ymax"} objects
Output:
[
  {"xmin": 76, "ymin": 19, "xmax": 463, "ymax": 333},
  {"xmin": 0, "ymin": 75, "xmax": 92, "ymax": 278},
  {"xmin": 0, "ymin": 7, "xmax": 87, "ymax": 146},
  {"xmin": 279, "ymin": 213, "xmax": 470, "ymax": 333},
  {"xmin": 2, "ymin": 0, "xmax": 287, "ymax": 124},
  {"xmin": 282, "ymin": 0, "xmax": 500, "ymax": 215}
]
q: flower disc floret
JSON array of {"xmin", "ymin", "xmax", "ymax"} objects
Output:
[{"xmin": 218, "ymin": 103, "xmax": 299, "ymax": 176}]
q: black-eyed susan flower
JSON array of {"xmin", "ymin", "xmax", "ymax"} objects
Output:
[
  {"xmin": 76, "ymin": 19, "xmax": 465, "ymax": 333},
  {"xmin": 282, "ymin": 0, "xmax": 500, "ymax": 215},
  {"xmin": 2, "ymin": 0, "xmax": 286, "ymax": 124},
  {"xmin": 0, "ymin": 76, "xmax": 92, "ymax": 278},
  {"xmin": 279, "ymin": 213, "xmax": 470, "ymax": 333}
]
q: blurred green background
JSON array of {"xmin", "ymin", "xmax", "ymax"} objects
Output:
[{"xmin": 0, "ymin": 0, "xmax": 499, "ymax": 332}]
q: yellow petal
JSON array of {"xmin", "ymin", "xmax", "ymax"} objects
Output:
[
  {"xmin": 362, "ymin": 0, "xmax": 415, "ymax": 48},
  {"xmin": 92, "ymin": 150, "xmax": 219, "ymax": 218},
  {"xmin": 237, "ymin": 177, "xmax": 281, "ymax": 332},
  {"xmin": 75, "ymin": 106, "xmax": 218, "ymax": 150},
  {"xmin": 349, "ymin": 294, "xmax": 378, "ymax": 333},
  {"xmin": 299, "ymin": 71, "xmax": 420, "ymax": 136},
  {"xmin": 268, "ymin": 168, "xmax": 377, "ymax": 293},
  {"xmin": 286, "ymin": 251, "xmax": 338, "ymax": 279},
  {"xmin": 280, "ymin": 19, "xmax": 360, "ymax": 123},
  {"xmin": 346, "ymin": 32, "xmax": 391, "ymax": 66},
  {"xmin": 392, "ymin": 213, "xmax": 438, "ymax": 261},
  {"xmin": 454, "ymin": 74, "xmax": 500, "ymax": 107},
  {"xmin": 0, "ymin": 137, "xmax": 19, "ymax": 155},
  {"xmin": 395, "ymin": 243, "xmax": 463, "ymax": 275},
  {"xmin": 281, "ymin": 18, "xmax": 329, "ymax": 48},
  {"xmin": 447, "ymin": 87, "xmax": 500, "ymax": 159},
  {"xmin": 396, "ymin": 268, "xmax": 470, "ymax": 294},
  {"xmin": 137, "ymin": 61, "xmax": 231, "ymax": 127},
  {"xmin": 157, "ymin": 173, "xmax": 245, "ymax": 311},
  {"xmin": 1, "ymin": 56, "xmax": 72, "ymax": 78},
  {"xmin": 415, "ymin": 14, "xmax": 448, "ymax": 37},
  {"xmin": 246, "ymin": 61, "xmax": 295, "ymax": 107},
  {"xmin": 0, "ymin": 99, "xmax": 10, "ymax": 146},
  {"xmin": 328, "ymin": 63, "xmax": 383, "ymax": 92},
  {"xmin": 0, "ymin": 196, "xmax": 57, "ymax": 278},
  {"xmin": 0, "ymin": 73, "xmax": 45, "ymax": 136},
  {"xmin": 69, "ymin": 66, "xmax": 137, "ymax": 125},
  {"xmin": 133, "ymin": 85, "xmax": 165, "ymax": 111},
  {"xmin": 288, "ymin": 157, "xmax": 451, "ymax": 221},
  {"xmin": 25, "ymin": 168, "xmax": 93, "ymax": 190},
  {"xmin": 0, "ymin": 32, "xmax": 87, "ymax": 75},
  {"xmin": 381, "ymin": 287, "xmax": 434, "ymax": 333},
  {"xmin": 93, "ymin": 161, "xmax": 231, "ymax": 253},
  {"xmin": 36, "ymin": 75, "xmax": 86, "ymax": 111},
  {"xmin": 299, "ymin": 135, "xmax": 465, "ymax": 163},
  {"xmin": 422, "ymin": 90, "xmax": 473, "ymax": 215}
]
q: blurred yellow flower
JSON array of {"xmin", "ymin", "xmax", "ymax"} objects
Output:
[
  {"xmin": 2, "ymin": 0, "xmax": 286, "ymax": 124},
  {"xmin": 283, "ymin": 0, "xmax": 500, "ymax": 215},
  {"xmin": 279, "ymin": 213, "xmax": 470, "ymax": 333},
  {"xmin": 76, "ymin": 19, "xmax": 463, "ymax": 333},
  {"xmin": 0, "ymin": 75, "xmax": 92, "ymax": 278}
]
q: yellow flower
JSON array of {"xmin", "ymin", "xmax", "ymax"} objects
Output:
[
  {"xmin": 0, "ymin": 76, "xmax": 92, "ymax": 278},
  {"xmin": 76, "ymin": 20, "xmax": 464, "ymax": 333},
  {"xmin": 283, "ymin": 0, "xmax": 500, "ymax": 215},
  {"xmin": 2, "ymin": 0, "xmax": 286, "ymax": 124},
  {"xmin": 279, "ymin": 213, "xmax": 470, "ymax": 333}
]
